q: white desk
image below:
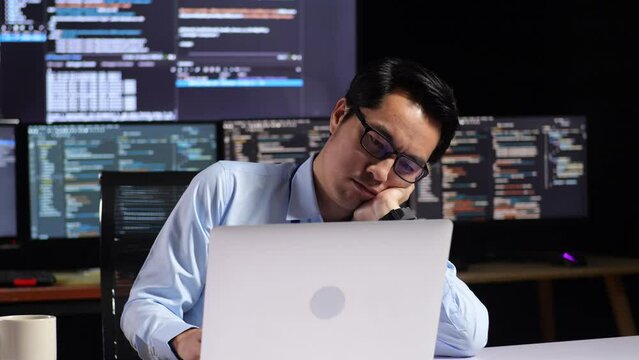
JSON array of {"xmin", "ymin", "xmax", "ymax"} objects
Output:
[{"xmin": 452, "ymin": 336, "xmax": 639, "ymax": 360}]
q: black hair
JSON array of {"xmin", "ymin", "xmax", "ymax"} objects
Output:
[{"xmin": 344, "ymin": 57, "xmax": 459, "ymax": 163}]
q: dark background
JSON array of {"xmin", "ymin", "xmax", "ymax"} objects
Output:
[
  {"xmin": 357, "ymin": 0, "xmax": 639, "ymax": 346},
  {"xmin": 3, "ymin": 1, "xmax": 639, "ymax": 357}
]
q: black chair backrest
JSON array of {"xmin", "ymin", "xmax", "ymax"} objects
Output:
[{"xmin": 100, "ymin": 171, "xmax": 197, "ymax": 360}]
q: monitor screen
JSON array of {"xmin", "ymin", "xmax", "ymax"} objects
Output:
[
  {"xmin": 413, "ymin": 115, "xmax": 588, "ymax": 221},
  {"xmin": 0, "ymin": 122, "xmax": 18, "ymax": 244},
  {"xmin": 27, "ymin": 122, "xmax": 218, "ymax": 240},
  {"xmin": 223, "ymin": 118, "xmax": 330, "ymax": 164},
  {"xmin": 1, "ymin": 0, "xmax": 356, "ymax": 123}
]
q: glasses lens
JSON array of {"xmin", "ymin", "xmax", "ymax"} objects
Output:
[
  {"xmin": 395, "ymin": 156, "xmax": 424, "ymax": 182},
  {"xmin": 361, "ymin": 131, "xmax": 393, "ymax": 159}
]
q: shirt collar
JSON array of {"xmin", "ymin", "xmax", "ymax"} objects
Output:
[{"xmin": 287, "ymin": 155, "xmax": 324, "ymax": 223}]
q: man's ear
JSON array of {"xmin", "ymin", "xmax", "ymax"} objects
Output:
[{"xmin": 329, "ymin": 97, "xmax": 349, "ymax": 135}]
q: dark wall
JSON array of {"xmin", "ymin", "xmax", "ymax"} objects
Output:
[
  {"xmin": 359, "ymin": 1, "xmax": 639, "ymax": 256},
  {"xmin": 358, "ymin": 2, "xmax": 639, "ymax": 346}
]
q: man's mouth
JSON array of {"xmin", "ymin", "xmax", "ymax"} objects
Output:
[{"xmin": 352, "ymin": 179, "xmax": 378, "ymax": 199}]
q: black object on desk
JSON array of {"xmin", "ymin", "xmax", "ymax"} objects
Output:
[
  {"xmin": 493, "ymin": 250, "xmax": 589, "ymax": 267},
  {"xmin": 0, "ymin": 270, "xmax": 57, "ymax": 287}
]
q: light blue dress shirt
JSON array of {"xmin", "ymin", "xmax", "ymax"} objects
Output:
[{"xmin": 121, "ymin": 157, "xmax": 489, "ymax": 360}]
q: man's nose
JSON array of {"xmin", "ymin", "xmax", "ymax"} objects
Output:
[{"xmin": 366, "ymin": 157, "xmax": 395, "ymax": 183}]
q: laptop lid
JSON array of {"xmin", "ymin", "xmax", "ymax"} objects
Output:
[{"xmin": 201, "ymin": 219, "xmax": 453, "ymax": 360}]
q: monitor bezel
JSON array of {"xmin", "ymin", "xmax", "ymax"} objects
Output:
[{"xmin": 0, "ymin": 119, "xmax": 21, "ymax": 250}]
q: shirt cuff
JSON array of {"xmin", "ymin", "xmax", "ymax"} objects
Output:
[{"xmin": 150, "ymin": 321, "xmax": 199, "ymax": 360}]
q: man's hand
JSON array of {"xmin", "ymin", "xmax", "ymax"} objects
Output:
[
  {"xmin": 170, "ymin": 328, "xmax": 201, "ymax": 360},
  {"xmin": 352, "ymin": 184, "xmax": 414, "ymax": 221}
]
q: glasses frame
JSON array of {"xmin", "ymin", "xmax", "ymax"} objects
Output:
[{"xmin": 352, "ymin": 107, "xmax": 429, "ymax": 183}]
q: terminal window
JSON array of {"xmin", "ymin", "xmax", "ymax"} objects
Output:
[
  {"xmin": 0, "ymin": 0, "xmax": 47, "ymax": 42},
  {"xmin": 414, "ymin": 115, "xmax": 588, "ymax": 221},
  {"xmin": 1, "ymin": 0, "xmax": 356, "ymax": 123},
  {"xmin": 28, "ymin": 123, "xmax": 217, "ymax": 239},
  {"xmin": 223, "ymin": 118, "xmax": 330, "ymax": 164}
]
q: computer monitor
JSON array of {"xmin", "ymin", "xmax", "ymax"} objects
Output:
[
  {"xmin": 413, "ymin": 115, "xmax": 588, "ymax": 221},
  {"xmin": 1, "ymin": 0, "xmax": 356, "ymax": 123},
  {"xmin": 223, "ymin": 115, "xmax": 588, "ymax": 224},
  {"xmin": 26, "ymin": 122, "xmax": 218, "ymax": 241},
  {"xmin": 0, "ymin": 120, "xmax": 18, "ymax": 248},
  {"xmin": 412, "ymin": 115, "xmax": 589, "ymax": 263},
  {"xmin": 223, "ymin": 118, "xmax": 330, "ymax": 164}
]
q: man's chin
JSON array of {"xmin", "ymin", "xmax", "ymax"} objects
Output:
[{"xmin": 334, "ymin": 193, "xmax": 362, "ymax": 215}]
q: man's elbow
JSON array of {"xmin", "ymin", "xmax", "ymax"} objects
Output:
[
  {"xmin": 436, "ymin": 326, "xmax": 488, "ymax": 357},
  {"xmin": 436, "ymin": 303, "xmax": 489, "ymax": 357},
  {"xmin": 457, "ymin": 305, "xmax": 489, "ymax": 357},
  {"xmin": 457, "ymin": 328, "xmax": 488, "ymax": 357},
  {"xmin": 463, "ymin": 303, "xmax": 488, "ymax": 356}
]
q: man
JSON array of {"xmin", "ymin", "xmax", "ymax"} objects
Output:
[{"xmin": 122, "ymin": 57, "xmax": 489, "ymax": 360}]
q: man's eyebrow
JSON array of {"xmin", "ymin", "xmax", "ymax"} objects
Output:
[
  {"xmin": 369, "ymin": 120, "xmax": 395, "ymax": 144},
  {"xmin": 368, "ymin": 119, "xmax": 428, "ymax": 166}
]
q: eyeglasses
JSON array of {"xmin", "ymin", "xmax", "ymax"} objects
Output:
[{"xmin": 353, "ymin": 107, "xmax": 429, "ymax": 183}]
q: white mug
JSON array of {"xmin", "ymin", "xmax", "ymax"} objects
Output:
[{"xmin": 0, "ymin": 315, "xmax": 57, "ymax": 360}]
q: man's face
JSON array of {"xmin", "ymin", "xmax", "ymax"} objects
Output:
[{"xmin": 313, "ymin": 92, "xmax": 442, "ymax": 218}]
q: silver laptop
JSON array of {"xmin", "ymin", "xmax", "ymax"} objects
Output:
[{"xmin": 201, "ymin": 219, "xmax": 453, "ymax": 360}]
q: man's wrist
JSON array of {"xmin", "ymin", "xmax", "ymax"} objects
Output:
[
  {"xmin": 169, "ymin": 337, "xmax": 182, "ymax": 360},
  {"xmin": 379, "ymin": 207, "xmax": 417, "ymax": 221},
  {"xmin": 169, "ymin": 327, "xmax": 197, "ymax": 360}
]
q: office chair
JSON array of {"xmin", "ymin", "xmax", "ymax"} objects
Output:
[{"xmin": 100, "ymin": 171, "xmax": 197, "ymax": 360}]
